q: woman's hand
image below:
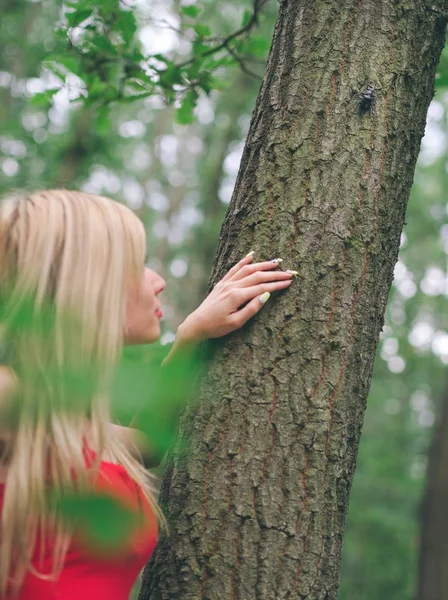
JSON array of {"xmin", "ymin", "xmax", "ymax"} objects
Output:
[{"xmin": 178, "ymin": 252, "xmax": 297, "ymax": 343}]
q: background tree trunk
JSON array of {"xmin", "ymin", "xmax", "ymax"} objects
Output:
[
  {"xmin": 418, "ymin": 378, "xmax": 448, "ymax": 600},
  {"xmin": 140, "ymin": 1, "xmax": 448, "ymax": 599}
]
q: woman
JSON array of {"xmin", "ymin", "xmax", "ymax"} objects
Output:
[{"xmin": 0, "ymin": 189, "xmax": 295, "ymax": 599}]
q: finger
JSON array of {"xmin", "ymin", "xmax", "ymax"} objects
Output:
[
  {"xmin": 228, "ymin": 259, "xmax": 283, "ymax": 283},
  {"xmin": 230, "ymin": 289, "xmax": 278, "ymax": 328},
  {"xmin": 234, "ymin": 279, "xmax": 293, "ymax": 305},
  {"xmin": 219, "ymin": 253, "xmax": 254, "ymax": 285},
  {"xmin": 231, "ymin": 269, "xmax": 293, "ymax": 288}
]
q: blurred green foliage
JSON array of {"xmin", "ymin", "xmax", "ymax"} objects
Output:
[
  {"xmin": 54, "ymin": 491, "xmax": 143, "ymax": 551},
  {"xmin": 113, "ymin": 341, "xmax": 204, "ymax": 457}
]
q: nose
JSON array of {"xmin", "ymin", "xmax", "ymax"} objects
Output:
[
  {"xmin": 155, "ymin": 273, "xmax": 166, "ymax": 295},
  {"xmin": 146, "ymin": 267, "xmax": 166, "ymax": 295}
]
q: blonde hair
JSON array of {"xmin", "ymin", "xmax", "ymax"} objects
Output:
[{"xmin": 0, "ymin": 189, "xmax": 163, "ymax": 595}]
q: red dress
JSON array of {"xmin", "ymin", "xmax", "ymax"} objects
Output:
[{"xmin": 0, "ymin": 461, "xmax": 158, "ymax": 600}]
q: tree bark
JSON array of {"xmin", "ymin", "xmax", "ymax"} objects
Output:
[
  {"xmin": 140, "ymin": 1, "xmax": 448, "ymax": 599},
  {"xmin": 418, "ymin": 379, "xmax": 448, "ymax": 600},
  {"xmin": 192, "ymin": 72, "xmax": 259, "ymax": 302}
]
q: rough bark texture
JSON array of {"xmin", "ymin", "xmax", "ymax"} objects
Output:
[
  {"xmin": 140, "ymin": 1, "xmax": 448, "ymax": 599},
  {"xmin": 418, "ymin": 382, "xmax": 448, "ymax": 600}
]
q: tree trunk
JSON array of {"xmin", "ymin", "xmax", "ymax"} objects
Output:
[
  {"xmin": 418, "ymin": 379, "xmax": 448, "ymax": 600},
  {"xmin": 140, "ymin": 2, "xmax": 448, "ymax": 599},
  {"xmin": 192, "ymin": 72, "xmax": 260, "ymax": 302}
]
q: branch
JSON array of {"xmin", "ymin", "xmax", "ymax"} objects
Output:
[
  {"xmin": 224, "ymin": 42, "xmax": 262, "ymax": 80},
  {"xmin": 144, "ymin": 18, "xmax": 195, "ymax": 41},
  {"xmin": 174, "ymin": 0, "xmax": 271, "ymax": 69}
]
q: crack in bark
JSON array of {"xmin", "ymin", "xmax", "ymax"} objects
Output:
[{"xmin": 340, "ymin": 0, "xmax": 363, "ymax": 75}]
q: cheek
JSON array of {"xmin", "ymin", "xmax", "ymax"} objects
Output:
[
  {"xmin": 125, "ymin": 279, "xmax": 159, "ymax": 344},
  {"xmin": 138, "ymin": 283, "xmax": 159, "ymax": 336},
  {"xmin": 141, "ymin": 283, "xmax": 156, "ymax": 314}
]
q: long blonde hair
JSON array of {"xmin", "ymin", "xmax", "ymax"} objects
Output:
[{"xmin": 0, "ymin": 189, "xmax": 163, "ymax": 595}]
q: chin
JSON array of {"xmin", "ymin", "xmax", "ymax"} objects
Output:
[
  {"xmin": 148, "ymin": 330, "xmax": 161, "ymax": 344},
  {"xmin": 125, "ymin": 323, "xmax": 161, "ymax": 346},
  {"xmin": 147, "ymin": 322, "xmax": 162, "ymax": 344}
]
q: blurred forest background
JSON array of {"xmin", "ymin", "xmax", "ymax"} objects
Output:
[{"xmin": 1, "ymin": 1, "xmax": 448, "ymax": 598}]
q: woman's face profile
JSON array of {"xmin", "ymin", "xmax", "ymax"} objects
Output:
[{"xmin": 125, "ymin": 267, "xmax": 166, "ymax": 345}]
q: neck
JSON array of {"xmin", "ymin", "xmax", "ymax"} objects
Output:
[{"xmin": 0, "ymin": 440, "xmax": 9, "ymax": 483}]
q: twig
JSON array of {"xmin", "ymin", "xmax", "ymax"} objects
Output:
[
  {"xmin": 174, "ymin": 0, "xmax": 271, "ymax": 69},
  {"xmin": 144, "ymin": 18, "xmax": 195, "ymax": 41},
  {"xmin": 224, "ymin": 42, "xmax": 262, "ymax": 80}
]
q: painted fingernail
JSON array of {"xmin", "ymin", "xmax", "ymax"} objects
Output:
[
  {"xmin": 259, "ymin": 292, "xmax": 271, "ymax": 305},
  {"xmin": 285, "ymin": 270, "xmax": 298, "ymax": 275},
  {"xmin": 245, "ymin": 250, "xmax": 255, "ymax": 257},
  {"xmin": 270, "ymin": 258, "xmax": 283, "ymax": 263}
]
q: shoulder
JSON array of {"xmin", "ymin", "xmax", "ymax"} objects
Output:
[
  {"xmin": 94, "ymin": 461, "xmax": 148, "ymax": 515},
  {"xmin": 96, "ymin": 461, "xmax": 134, "ymax": 492}
]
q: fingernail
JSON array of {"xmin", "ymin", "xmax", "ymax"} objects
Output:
[
  {"xmin": 285, "ymin": 270, "xmax": 298, "ymax": 275},
  {"xmin": 270, "ymin": 258, "xmax": 283, "ymax": 263},
  {"xmin": 245, "ymin": 250, "xmax": 255, "ymax": 257},
  {"xmin": 259, "ymin": 292, "xmax": 271, "ymax": 305}
]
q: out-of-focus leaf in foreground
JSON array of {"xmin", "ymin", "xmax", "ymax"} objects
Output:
[
  {"xmin": 53, "ymin": 491, "xmax": 143, "ymax": 552},
  {"xmin": 112, "ymin": 342, "xmax": 204, "ymax": 458},
  {"xmin": 0, "ymin": 294, "xmax": 100, "ymax": 425}
]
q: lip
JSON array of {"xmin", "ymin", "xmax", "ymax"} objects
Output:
[{"xmin": 155, "ymin": 308, "xmax": 163, "ymax": 318}]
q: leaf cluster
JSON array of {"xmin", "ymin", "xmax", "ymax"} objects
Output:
[{"xmin": 33, "ymin": 0, "xmax": 270, "ymax": 126}]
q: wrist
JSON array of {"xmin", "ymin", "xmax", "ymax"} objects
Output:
[{"xmin": 177, "ymin": 314, "xmax": 205, "ymax": 345}]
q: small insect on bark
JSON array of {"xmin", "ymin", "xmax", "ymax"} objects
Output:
[{"xmin": 358, "ymin": 84, "xmax": 376, "ymax": 115}]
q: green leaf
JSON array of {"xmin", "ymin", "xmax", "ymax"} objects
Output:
[
  {"xmin": 90, "ymin": 34, "xmax": 119, "ymax": 56},
  {"xmin": 65, "ymin": 0, "xmax": 93, "ymax": 8},
  {"xmin": 151, "ymin": 53, "xmax": 170, "ymax": 64},
  {"xmin": 241, "ymin": 9, "xmax": 252, "ymax": 27},
  {"xmin": 123, "ymin": 48, "xmax": 144, "ymax": 63},
  {"xmin": 0, "ymin": 294, "xmax": 55, "ymax": 335},
  {"xmin": 66, "ymin": 8, "xmax": 92, "ymax": 28},
  {"xmin": 115, "ymin": 10, "xmax": 137, "ymax": 46},
  {"xmin": 194, "ymin": 24, "xmax": 212, "ymax": 38},
  {"xmin": 435, "ymin": 73, "xmax": 448, "ymax": 89},
  {"xmin": 197, "ymin": 71, "xmax": 217, "ymax": 95},
  {"xmin": 119, "ymin": 92, "xmax": 154, "ymax": 103},
  {"xmin": 158, "ymin": 63, "xmax": 185, "ymax": 88},
  {"xmin": 95, "ymin": 104, "xmax": 112, "ymax": 135},
  {"xmin": 176, "ymin": 91, "xmax": 197, "ymax": 125},
  {"xmin": 42, "ymin": 62, "xmax": 67, "ymax": 81},
  {"xmin": 29, "ymin": 88, "xmax": 60, "ymax": 107},
  {"xmin": 87, "ymin": 78, "xmax": 109, "ymax": 101},
  {"xmin": 124, "ymin": 78, "xmax": 153, "ymax": 95},
  {"xmin": 243, "ymin": 36, "xmax": 270, "ymax": 57},
  {"xmin": 192, "ymin": 41, "xmax": 209, "ymax": 57},
  {"xmin": 111, "ymin": 343, "xmax": 202, "ymax": 454},
  {"xmin": 98, "ymin": 0, "xmax": 120, "ymax": 17},
  {"xmin": 181, "ymin": 5, "xmax": 200, "ymax": 18},
  {"xmin": 44, "ymin": 55, "xmax": 81, "ymax": 76},
  {"xmin": 55, "ymin": 492, "xmax": 142, "ymax": 550}
]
